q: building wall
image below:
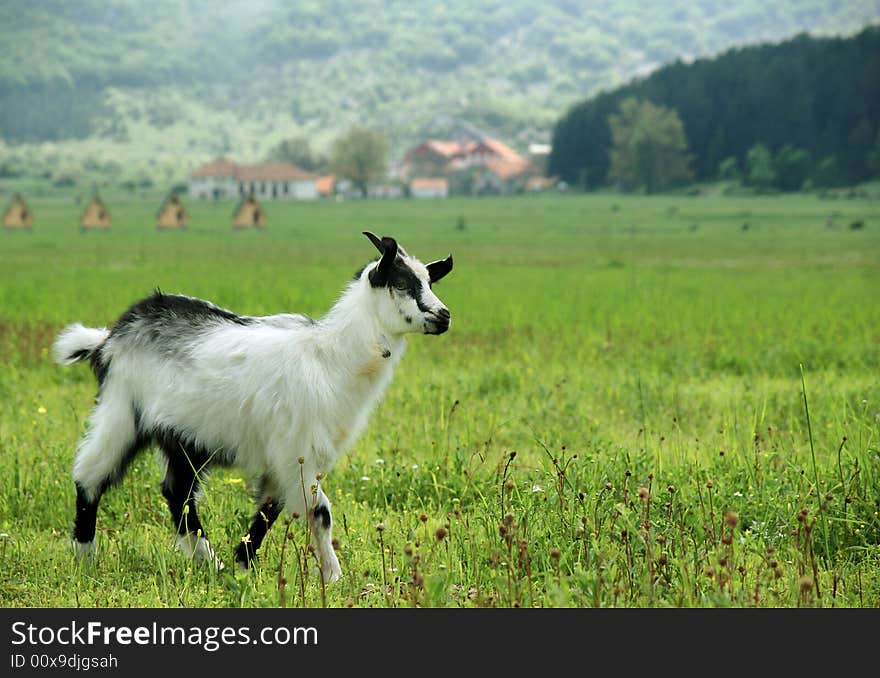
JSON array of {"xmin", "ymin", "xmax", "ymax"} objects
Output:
[
  {"xmin": 189, "ymin": 176, "xmax": 238, "ymax": 199},
  {"xmin": 411, "ymin": 185, "xmax": 448, "ymax": 198},
  {"xmin": 191, "ymin": 176, "xmax": 317, "ymax": 200}
]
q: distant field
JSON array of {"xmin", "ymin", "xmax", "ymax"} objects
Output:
[{"xmin": 1, "ymin": 192, "xmax": 878, "ymax": 608}]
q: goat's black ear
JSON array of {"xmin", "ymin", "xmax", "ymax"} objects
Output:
[
  {"xmin": 368, "ymin": 236, "xmax": 398, "ymax": 287},
  {"xmin": 363, "ymin": 231, "xmax": 384, "ymax": 254},
  {"xmin": 427, "ymin": 254, "xmax": 453, "ymax": 283}
]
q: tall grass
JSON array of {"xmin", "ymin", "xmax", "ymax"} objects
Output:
[{"xmin": 0, "ymin": 192, "xmax": 878, "ymax": 607}]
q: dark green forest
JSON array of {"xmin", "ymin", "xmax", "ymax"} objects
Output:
[{"xmin": 549, "ymin": 26, "xmax": 880, "ymax": 190}]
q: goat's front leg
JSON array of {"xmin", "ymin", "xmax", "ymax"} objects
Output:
[
  {"xmin": 310, "ymin": 486, "xmax": 341, "ymax": 584},
  {"xmin": 278, "ymin": 462, "xmax": 342, "ymax": 584}
]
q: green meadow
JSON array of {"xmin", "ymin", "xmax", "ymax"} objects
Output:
[{"xmin": 1, "ymin": 192, "xmax": 878, "ymax": 608}]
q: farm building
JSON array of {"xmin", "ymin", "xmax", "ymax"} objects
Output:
[
  {"xmin": 398, "ymin": 137, "xmax": 537, "ymax": 195},
  {"xmin": 410, "ymin": 177, "xmax": 449, "ymax": 199},
  {"xmin": 156, "ymin": 194, "xmax": 189, "ymax": 230},
  {"xmin": 2, "ymin": 194, "xmax": 33, "ymax": 229},
  {"xmin": 80, "ymin": 195, "xmax": 112, "ymax": 230},
  {"xmin": 232, "ymin": 194, "xmax": 266, "ymax": 229},
  {"xmin": 190, "ymin": 159, "xmax": 319, "ymax": 201}
]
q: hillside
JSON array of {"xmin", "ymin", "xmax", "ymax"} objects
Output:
[
  {"xmin": 548, "ymin": 26, "xmax": 880, "ymax": 189},
  {"xmin": 1, "ymin": 0, "xmax": 878, "ymax": 189}
]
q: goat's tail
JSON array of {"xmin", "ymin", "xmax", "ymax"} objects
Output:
[{"xmin": 52, "ymin": 323, "xmax": 110, "ymax": 365}]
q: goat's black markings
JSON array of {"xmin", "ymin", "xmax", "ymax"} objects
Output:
[
  {"xmin": 314, "ymin": 504, "xmax": 332, "ymax": 529},
  {"xmin": 235, "ymin": 497, "xmax": 282, "ymax": 566},
  {"xmin": 73, "ymin": 483, "xmax": 99, "ymax": 545},
  {"xmin": 113, "ymin": 291, "xmax": 253, "ymax": 340}
]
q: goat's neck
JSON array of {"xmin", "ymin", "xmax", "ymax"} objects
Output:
[{"xmin": 318, "ymin": 283, "xmax": 405, "ymax": 368}]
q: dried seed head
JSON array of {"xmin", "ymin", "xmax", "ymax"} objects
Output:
[
  {"xmin": 297, "ymin": 456, "xmax": 305, "ymax": 465},
  {"xmin": 667, "ymin": 485, "xmax": 675, "ymax": 493},
  {"xmin": 658, "ymin": 555, "xmax": 668, "ymax": 566},
  {"xmin": 625, "ymin": 469, "xmax": 632, "ymax": 477},
  {"xmin": 726, "ymin": 511, "xmax": 738, "ymax": 527},
  {"xmin": 503, "ymin": 512, "xmax": 515, "ymax": 526},
  {"xmin": 722, "ymin": 533, "xmax": 733, "ymax": 545},
  {"xmin": 705, "ymin": 481, "xmax": 714, "ymax": 489},
  {"xmin": 291, "ymin": 512, "xmax": 300, "ymax": 520},
  {"xmin": 331, "ymin": 538, "xmax": 340, "ymax": 550},
  {"xmin": 550, "ymin": 547, "xmax": 560, "ymax": 560},
  {"xmin": 419, "ymin": 513, "xmax": 428, "ymax": 523},
  {"xmin": 504, "ymin": 478, "xmax": 515, "ymax": 491},
  {"xmin": 799, "ymin": 576, "xmax": 814, "ymax": 592},
  {"xmin": 656, "ymin": 534, "xmax": 666, "ymax": 544},
  {"xmin": 638, "ymin": 485, "xmax": 649, "ymax": 500},
  {"xmin": 404, "ymin": 545, "xmax": 413, "ymax": 556},
  {"xmin": 604, "ymin": 481, "xmax": 613, "ymax": 491},
  {"xmin": 768, "ymin": 560, "xmax": 778, "ymax": 569},
  {"xmin": 435, "ymin": 527, "xmax": 447, "ymax": 541},
  {"xmin": 774, "ymin": 567, "xmax": 784, "ymax": 579},
  {"xmin": 375, "ymin": 522, "xmax": 385, "ymax": 532}
]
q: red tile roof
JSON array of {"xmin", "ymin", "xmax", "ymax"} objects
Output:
[
  {"xmin": 191, "ymin": 159, "xmax": 318, "ymax": 181},
  {"xmin": 483, "ymin": 156, "xmax": 530, "ymax": 180},
  {"xmin": 191, "ymin": 158, "xmax": 237, "ymax": 177},
  {"xmin": 236, "ymin": 162, "xmax": 318, "ymax": 181}
]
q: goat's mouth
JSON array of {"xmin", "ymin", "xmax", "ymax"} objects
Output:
[{"xmin": 424, "ymin": 309, "xmax": 451, "ymax": 335}]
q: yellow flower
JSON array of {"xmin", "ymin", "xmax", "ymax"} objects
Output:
[{"xmin": 37, "ymin": 406, "xmax": 47, "ymax": 414}]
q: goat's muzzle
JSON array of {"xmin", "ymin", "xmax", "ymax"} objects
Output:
[{"xmin": 426, "ymin": 307, "xmax": 451, "ymax": 335}]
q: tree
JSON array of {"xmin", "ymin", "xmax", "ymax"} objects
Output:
[
  {"xmin": 268, "ymin": 136, "xmax": 326, "ymax": 172},
  {"xmin": 745, "ymin": 144, "xmax": 775, "ymax": 191},
  {"xmin": 606, "ymin": 98, "xmax": 693, "ymax": 193},
  {"xmin": 773, "ymin": 145, "xmax": 811, "ymax": 192},
  {"xmin": 330, "ymin": 127, "xmax": 388, "ymax": 197},
  {"xmin": 811, "ymin": 156, "xmax": 844, "ymax": 189},
  {"xmin": 718, "ymin": 156, "xmax": 741, "ymax": 182}
]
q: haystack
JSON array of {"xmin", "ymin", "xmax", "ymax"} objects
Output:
[
  {"xmin": 156, "ymin": 194, "xmax": 188, "ymax": 230},
  {"xmin": 2, "ymin": 194, "xmax": 33, "ymax": 229},
  {"xmin": 80, "ymin": 195, "xmax": 112, "ymax": 230},
  {"xmin": 232, "ymin": 194, "xmax": 265, "ymax": 229}
]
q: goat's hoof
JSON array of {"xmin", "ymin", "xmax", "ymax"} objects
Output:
[
  {"xmin": 321, "ymin": 557, "xmax": 342, "ymax": 584},
  {"xmin": 176, "ymin": 534, "xmax": 224, "ymax": 571},
  {"xmin": 72, "ymin": 539, "xmax": 96, "ymax": 560}
]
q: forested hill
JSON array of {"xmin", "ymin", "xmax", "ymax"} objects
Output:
[
  {"xmin": 549, "ymin": 26, "xmax": 880, "ymax": 189},
  {"xmin": 1, "ymin": 1, "xmax": 878, "ymax": 186}
]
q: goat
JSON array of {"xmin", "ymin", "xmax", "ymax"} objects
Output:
[{"xmin": 52, "ymin": 231, "xmax": 453, "ymax": 581}]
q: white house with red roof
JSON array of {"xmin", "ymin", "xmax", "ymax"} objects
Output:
[{"xmin": 189, "ymin": 159, "xmax": 319, "ymax": 200}]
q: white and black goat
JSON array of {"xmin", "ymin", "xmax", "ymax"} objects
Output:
[{"xmin": 53, "ymin": 232, "xmax": 453, "ymax": 581}]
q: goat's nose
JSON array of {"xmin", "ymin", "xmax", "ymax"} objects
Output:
[{"xmin": 436, "ymin": 307, "xmax": 450, "ymax": 321}]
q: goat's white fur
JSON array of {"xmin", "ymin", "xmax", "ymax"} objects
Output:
[{"xmin": 55, "ymin": 235, "xmax": 452, "ymax": 582}]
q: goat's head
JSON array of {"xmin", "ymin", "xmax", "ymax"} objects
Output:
[{"xmin": 362, "ymin": 231, "xmax": 453, "ymax": 336}]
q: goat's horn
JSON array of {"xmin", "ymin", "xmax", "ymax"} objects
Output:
[{"xmin": 363, "ymin": 231, "xmax": 384, "ymax": 253}]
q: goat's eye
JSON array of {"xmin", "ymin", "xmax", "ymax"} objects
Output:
[{"xmin": 393, "ymin": 280, "xmax": 408, "ymax": 291}]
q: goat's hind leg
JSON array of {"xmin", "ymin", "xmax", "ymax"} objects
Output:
[
  {"xmin": 234, "ymin": 485, "xmax": 282, "ymax": 571},
  {"xmin": 71, "ymin": 397, "xmax": 144, "ymax": 559},
  {"xmin": 160, "ymin": 443, "xmax": 220, "ymax": 569}
]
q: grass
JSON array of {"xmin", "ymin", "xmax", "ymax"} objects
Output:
[{"xmin": 1, "ymin": 190, "xmax": 878, "ymax": 608}]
